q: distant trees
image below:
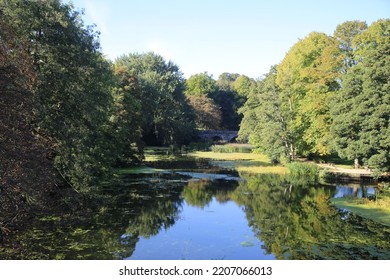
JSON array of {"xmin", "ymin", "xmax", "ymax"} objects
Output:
[
  {"xmin": 187, "ymin": 95, "xmax": 222, "ymax": 129},
  {"xmin": 184, "ymin": 72, "xmax": 222, "ymax": 129},
  {"xmin": 2, "ymin": 0, "xmax": 388, "ymax": 193},
  {"xmin": 185, "ymin": 72, "xmax": 255, "ymax": 130},
  {"xmin": 114, "ymin": 52, "xmax": 195, "ymax": 146},
  {"xmin": 239, "ymin": 19, "xmax": 390, "ymax": 174},
  {"xmin": 215, "ymin": 73, "xmax": 254, "ymax": 130},
  {"xmin": 239, "ymin": 67, "xmax": 292, "ymax": 163}
]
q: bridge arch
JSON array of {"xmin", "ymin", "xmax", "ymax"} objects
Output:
[
  {"xmin": 229, "ymin": 136, "xmax": 238, "ymax": 143},
  {"xmin": 197, "ymin": 130, "xmax": 239, "ymax": 143}
]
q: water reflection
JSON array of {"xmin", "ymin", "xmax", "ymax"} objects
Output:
[
  {"xmin": 1, "ymin": 170, "xmax": 389, "ymax": 260},
  {"xmin": 235, "ymin": 174, "xmax": 390, "ymax": 259},
  {"xmin": 334, "ymin": 185, "xmax": 376, "ymax": 198}
]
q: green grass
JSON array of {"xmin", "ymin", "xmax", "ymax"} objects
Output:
[
  {"xmin": 314, "ymin": 154, "xmax": 355, "ymax": 169},
  {"xmin": 144, "ymin": 147, "xmax": 184, "ymax": 162},
  {"xmin": 211, "ymin": 144, "xmax": 253, "ymax": 153},
  {"xmin": 188, "ymin": 151, "xmax": 288, "ymax": 174},
  {"xmin": 236, "ymin": 165, "xmax": 288, "ymax": 175},
  {"xmin": 188, "ymin": 151, "xmax": 271, "ymax": 161},
  {"xmin": 331, "ymin": 197, "xmax": 390, "ymax": 227},
  {"xmin": 188, "ymin": 151, "xmax": 269, "ymax": 161},
  {"xmin": 287, "ymin": 162, "xmax": 319, "ymax": 184},
  {"xmin": 116, "ymin": 166, "xmax": 165, "ymax": 174}
]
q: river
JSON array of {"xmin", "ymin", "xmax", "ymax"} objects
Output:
[{"xmin": 1, "ymin": 155, "xmax": 389, "ymax": 259}]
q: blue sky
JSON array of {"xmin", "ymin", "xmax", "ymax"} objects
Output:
[{"xmin": 67, "ymin": 0, "xmax": 389, "ymax": 79}]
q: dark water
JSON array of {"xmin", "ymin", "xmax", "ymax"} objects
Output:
[{"xmin": 1, "ymin": 158, "xmax": 389, "ymax": 260}]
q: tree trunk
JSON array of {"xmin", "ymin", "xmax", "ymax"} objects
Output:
[
  {"xmin": 354, "ymin": 158, "xmax": 359, "ymax": 169},
  {"xmin": 290, "ymin": 143, "xmax": 295, "ymax": 161}
]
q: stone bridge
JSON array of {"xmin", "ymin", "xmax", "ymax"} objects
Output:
[{"xmin": 197, "ymin": 130, "xmax": 238, "ymax": 143}]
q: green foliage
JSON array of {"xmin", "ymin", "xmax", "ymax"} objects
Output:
[
  {"xmin": 319, "ymin": 170, "xmax": 338, "ymax": 183},
  {"xmin": 186, "ymin": 95, "xmax": 222, "ymax": 129},
  {"xmin": 213, "ymin": 90, "xmax": 242, "ymax": 130},
  {"xmin": 233, "ymin": 75, "xmax": 256, "ymax": 98},
  {"xmin": 115, "ymin": 52, "xmax": 195, "ymax": 146},
  {"xmin": 216, "ymin": 72, "xmax": 240, "ymax": 91},
  {"xmin": 239, "ymin": 66, "xmax": 292, "ymax": 163},
  {"xmin": 110, "ymin": 69, "xmax": 144, "ymax": 165},
  {"xmin": 215, "ymin": 73, "xmax": 255, "ymax": 130},
  {"xmin": 211, "ymin": 144, "xmax": 252, "ymax": 153},
  {"xmin": 287, "ymin": 162, "xmax": 319, "ymax": 184},
  {"xmin": 187, "ymin": 142, "xmax": 213, "ymax": 152},
  {"xmin": 333, "ymin": 20, "xmax": 368, "ymax": 71},
  {"xmin": 330, "ymin": 19, "xmax": 390, "ymax": 175},
  {"xmin": 185, "ymin": 72, "xmax": 253, "ymax": 130},
  {"xmin": 184, "ymin": 72, "xmax": 218, "ymax": 98},
  {"xmin": 276, "ymin": 32, "xmax": 341, "ymax": 156},
  {"xmin": 2, "ymin": 0, "xmax": 148, "ymax": 192},
  {"xmin": 240, "ymin": 20, "xmax": 388, "ymax": 176},
  {"xmin": 2, "ymin": 0, "xmax": 122, "ymax": 191}
]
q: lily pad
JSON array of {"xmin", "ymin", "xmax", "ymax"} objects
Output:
[{"xmin": 240, "ymin": 241, "xmax": 255, "ymax": 247}]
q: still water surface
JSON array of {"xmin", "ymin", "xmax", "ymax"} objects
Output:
[{"xmin": 2, "ymin": 158, "xmax": 389, "ymax": 259}]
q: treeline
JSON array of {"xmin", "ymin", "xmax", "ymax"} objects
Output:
[
  {"xmin": 0, "ymin": 0, "xmax": 251, "ymax": 194},
  {"xmin": 185, "ymin": 72, "xmax": 254, "ymax": 130},
  {"xmin": 1, "ymin": 0, "xmax": 389, "ymax": 198},
  {"xmin": 239, "ymin": 20, "xmax": 389, "ymax": 176}
]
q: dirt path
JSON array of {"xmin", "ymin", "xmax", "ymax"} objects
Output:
[{"xmin": 316, "ymin": 163, "xmax": 372, "ymax": 175}]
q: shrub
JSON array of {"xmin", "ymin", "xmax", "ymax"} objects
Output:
[
  {"xmin": 319, "ymin": 170, "xmax": 337, "ymax": 183},
  {"xmin": 287, "ymin": 162, "xmax": 319, "ymax": 184},
  {"xmin": 187, "ymin": 142, "xmax": 212, "ymax": 151},
  {"xmin": 211, "ymin": 144, "xmax": 253, "ymax": 153}
]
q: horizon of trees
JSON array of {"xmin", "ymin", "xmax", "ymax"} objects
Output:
[
  {"xmin": 1, "ymin": 0, "xmax": 388, "ymax": 197},
  {"xmin": 239, "ymin": 19, "xmax": 389, "ymax": 176}
]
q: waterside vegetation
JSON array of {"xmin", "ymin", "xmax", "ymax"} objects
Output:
[{"xmin": 1, "ymin": 0, "xmax": 389, "ymax": 257}]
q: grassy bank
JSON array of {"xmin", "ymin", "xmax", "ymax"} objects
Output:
[
  {"xmin": 331, "ymin": 196, "xmax": 390, "ymax": 227},
  {"xmin": 188, "ymin": 151, "xmax": 288, "ymax": 174}
]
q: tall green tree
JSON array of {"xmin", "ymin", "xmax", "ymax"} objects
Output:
[
  {"xmin": 233, "ymin": 75, "xmax": 256, "ymax": 98},
  {"xmin": 216, "ymin": 73, "xmax": 254, "ymax": 130},
  {"xmin": 185, "ymin": 72, "xmax": 224, "ymax": 129},
  {"xmin": 0, "ymin": 12, "xmax": 36, "ymax": 91},
  {"xmin": 110, "ymin": 67, "xmax": 144, "ymax": 165},
  {"xmin": 184, "ymin": 72, "xmax": 218, "ymax": 98},
  {"xmin": 276, "ymin": 32, "xmax": 341, "ymax": 157},
  {"xmin": 186, "ymin": 95, "xmax": 222, "ymax": 129},
  {"xmin": 216, "ymin": 72, "xmax": 240, "ymax": 91},
  {"xmin": 331, "ymin": 19, "xmax": 390, "ymax": 175},
  {"xmin": 3, "ymin": 0, "xmax": 120, "ymax": 191},
  {"xmin": 239, "ymin": 67, "xmax": 292, "ymax": 162},
  {"xmin": 115, "ymin": 52, "xmax": 195, "ymax": 146},
  {"xmin": 333, "ymin": 20, "xmax": 368, "ymax": 73}
]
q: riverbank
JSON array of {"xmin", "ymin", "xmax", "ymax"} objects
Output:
[
  {"xmin": 144, "ymin": 146, "xmax": 384, "ymax": 179},
  {"xmin": 331, "ymin": 196, "xmax": 390, "ymax": 227},
  {"xmin": 187, "ymin": 151, "xmax": 288, "ymax": 174},
  {"xmin": 166, "ymin": 148, "xmax": 390, "ymax": 227}
]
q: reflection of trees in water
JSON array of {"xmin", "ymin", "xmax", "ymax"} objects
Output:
[
  {"xmin": 3, "ymin": 173, "xmax": 389, "ymax": 260},
  {"xmin": 181, "ymin": 179, "xmax": 238, "ymax": 208},
  {"xmin": 182, "ymin": 180, "xmax": 213, "ymax": 208},
  {"xmin": 1, "ymin": 179, "xmax": 185, "ymax": 260},
  {"xmin": 233, "ymin": 174, "xmax": 390, "ymax": 259}
]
